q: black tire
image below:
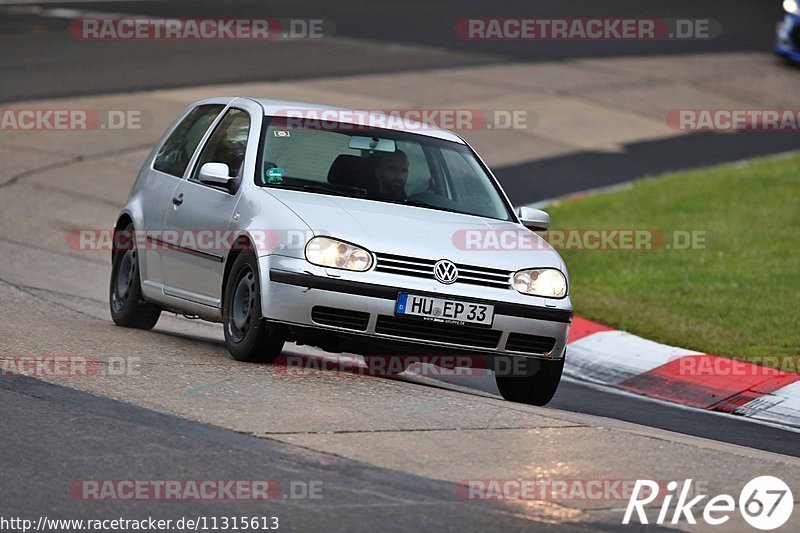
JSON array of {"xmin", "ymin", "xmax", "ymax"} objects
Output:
[
  {"xmin": 223, "ymin": 250, "xmax": 286, "ymax": 363},
  {"xmin": 495, "ymin": 351, "xmax": 565, "ymax": 406},
  {"xmin": 109, "ymin": 224, "xmax": 161, "ymax": 330}
]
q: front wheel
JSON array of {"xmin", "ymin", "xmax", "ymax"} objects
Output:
[
  {"xmin": 109, "ymin": 224, "xmax": 161, "ymax": 330},
  {"xmin": 223, "ymin": 250, "xmax": 286, "ymax": 363},
  {"xmin": 495, "ymin": 351, "xmax": 565, "ymax": 406}
]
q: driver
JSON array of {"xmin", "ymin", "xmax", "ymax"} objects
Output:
[{"xmin": 373, "ymin": 150, "xmax": 409, "ymax": 201}]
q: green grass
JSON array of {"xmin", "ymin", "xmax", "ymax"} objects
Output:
[{"xmin": 546, "ymin": 152, "xmax": 800, "ymax": 370}]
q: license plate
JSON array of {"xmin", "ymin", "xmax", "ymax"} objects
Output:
[{"xmin": 395, "ymin": 293, "xmax": 494, "ymax": 327}]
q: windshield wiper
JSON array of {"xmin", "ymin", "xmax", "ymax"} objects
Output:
[
  {"xmin": 302, "ymin": 184, "xmax": 356, "ymax": 197},
  {"xmin": 399, "ymin": 199, "xmax": 464, "ymax": 215},
  {"xmin": 268, "ymin": 183, "xmax": 359, "ymax": 198}
]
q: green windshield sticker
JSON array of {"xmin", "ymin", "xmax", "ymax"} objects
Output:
[{"xmin": 266, "ymin": 167, "xmax": 285, "ymax": 184}]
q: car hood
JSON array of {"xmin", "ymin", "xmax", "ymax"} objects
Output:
[{"xmin": 261, "ymin": 188, "xmax": 564, "ymax": 271}]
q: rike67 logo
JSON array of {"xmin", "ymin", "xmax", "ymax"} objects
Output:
[{"xmin": 624, "ymin": 476, "xmax": 793, "ymax": 529}]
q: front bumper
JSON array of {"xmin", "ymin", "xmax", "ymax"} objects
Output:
[
  {"xmin": 259, "ymin": 255, "xmax": 572, "ymax": 360},
  {"xmin": 775, "ymin": 13, "xmax": 800, "ymax": 61}
]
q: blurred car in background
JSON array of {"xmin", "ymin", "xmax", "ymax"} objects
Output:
[{"xmin": 776, "ymin": 0, "xmax": 800, "ymax": 61}]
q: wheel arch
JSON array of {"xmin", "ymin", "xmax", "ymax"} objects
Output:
[
  {"xmin": 221, "ymin": 233, "xmax": 259, "ymax": 311},
  {"xmin": 112, "ymin": 212, "xmax": 134, "ymax": 263}
]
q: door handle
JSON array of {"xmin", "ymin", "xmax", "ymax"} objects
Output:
[{"xmin": 172, "ymin": 193, "xmax": 184, "ymax": 206}]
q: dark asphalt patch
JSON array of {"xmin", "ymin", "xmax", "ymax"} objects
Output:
[{"xmin": 495, "ymin": 130, "xmax": 800, "ymax": 205}]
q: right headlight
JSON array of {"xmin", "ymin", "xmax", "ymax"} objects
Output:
[
  {"xmin": 304, "ymin": 236, "xmax": 373, "ymax": 272},
  {"xmin": 513, "ymin": 268, "xmax": 567, "ymax": 298},
  {"xmin": 784, "ymin": 0, "xmax": 800, "ymax": 14}
]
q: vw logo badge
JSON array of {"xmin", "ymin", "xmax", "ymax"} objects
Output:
[{"xmin": 433, "ymin": 260, "xmax": 458, "ymax": 285}]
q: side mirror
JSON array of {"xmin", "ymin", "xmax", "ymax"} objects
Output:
[
  {"xmin": 517, "ymin": 206, "xmax": 550, "ymax": 231},
  {"xmin": 198, "ymin": 162, "xmax": 232, "ymax": 185}
]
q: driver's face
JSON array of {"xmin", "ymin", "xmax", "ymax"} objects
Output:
[{"xmin": 376, "ymin": 153, "xmax": 409, "ymax": 198}]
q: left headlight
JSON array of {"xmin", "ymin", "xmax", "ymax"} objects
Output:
[
  {"xmin": 513, "ymin": 268, "xmax": 567, "ymax": 298},
  {"xmin": 305, "ymin": 236, "xmax": 373, "ymax": 272},
  {"xmin": 785, "ymin": 0, "xmax": 800, "ymax": 14}
]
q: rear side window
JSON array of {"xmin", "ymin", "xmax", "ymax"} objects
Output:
[
  {"xmin": 153, "ymin": 104, "xmax": 224, "ymax": 177},
  {"xmin": 191, "ymin": 108, "xmax": 251, "ymax": 180}
]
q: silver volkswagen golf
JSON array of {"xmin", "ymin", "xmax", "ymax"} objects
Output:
[{"xmin": 110, "ymin": 97, "xmax": 573, "ymax": 405}]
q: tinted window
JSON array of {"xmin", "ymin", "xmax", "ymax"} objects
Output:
[
  {"xmin": 397, "ymin": 140, "xmax": 432, "ymax": 196},
  {"xmin": 262, "ymin": 126, "xmax": 360, "ymax": 182},
  {"xmin": 153, "ymin": 105, "xmax": 224, "ymax": 177},
  {"xmin": 441, "ymin": 148, "xmax": 509, "ymax": 220},
  {"xmin": 192, "ymin": 108, "xmax": 251, "ymax": 181},
  {"xmin": 257, "ymin": 121, "xmax": 513, "ymax": 221}
]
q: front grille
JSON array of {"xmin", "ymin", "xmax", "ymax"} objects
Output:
[
  {"xmin": 374, "ymin": 315, "xmax": 502, "ymax": 349},
  {"xmin": 374, "ymin": 252, "xmax": 511, "ymax": 289},
  {"xmin": 505, "ymin": 332, "xmax": 557, "ymax": 354},
  {"xmin": 311, "ymin": 306, "xmax": 370, "ymax": 331}
]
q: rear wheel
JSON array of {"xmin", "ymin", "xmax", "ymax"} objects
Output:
[
  {"xmin": 109, "ymin": 224, "xmax": 161, "ymax": 330},
  {"xmin": 495, "ymin": 351, "xmax": 565, "ymax": 406},
  {"xmin": 223, "ymin": 250, "xmax": 286, "ymax": 363}
]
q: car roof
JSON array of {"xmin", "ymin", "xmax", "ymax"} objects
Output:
[{"xmin": 241, "ymin": 97, "xmax": 466, "ymax": 144}]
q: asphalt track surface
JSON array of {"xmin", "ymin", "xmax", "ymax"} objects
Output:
[
  {"xmin": 0, "ymin": 0, "xmax": 783, "ymax": 102},
  {"xmin": 1, "ymin": 1, "xmax": 799, "ymax": 530},
  {"xmin": 1, "ymin": 1, "xmax": 797, "ymax": 201},
  {"xmin": 3, "ymin": 374, "xmax": 622, "ymax": 533}
]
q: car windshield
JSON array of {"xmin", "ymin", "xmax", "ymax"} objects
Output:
[{"xmin": 255, "ymin": 119, "xmax": 514, "ymax": 221}]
